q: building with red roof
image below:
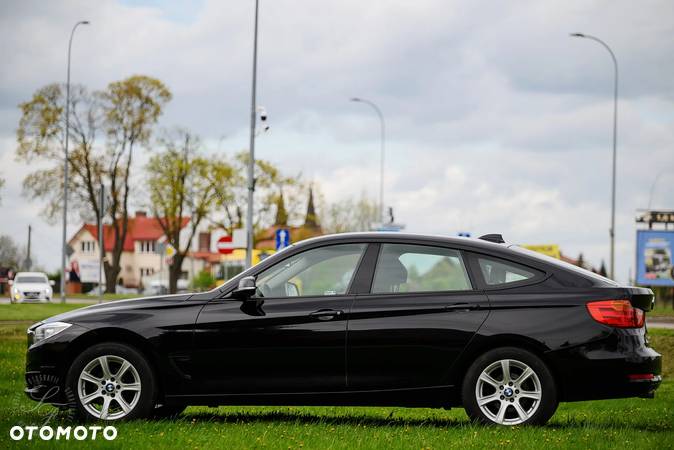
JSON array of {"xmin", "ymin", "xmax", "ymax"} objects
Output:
[{"xmin": 68, "ymin": 211, "xmax": 220, "ymax": 289}]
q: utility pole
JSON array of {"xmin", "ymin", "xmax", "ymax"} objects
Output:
[{"xmin": 246, "ymin": 0, "xmax": 260, "ymax": 269}]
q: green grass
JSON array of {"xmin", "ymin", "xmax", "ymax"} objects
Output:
[
  {"xmin": 0, "ymin": 303, "xmax": 90, "ymax": 322},
  {"xmin": 651, "ymin": 304, "xmax": 674, "ymax": 319},
  {"xmin": 67, "ymin": 293, "xmax": 140, "ymax": 301},
  {"xmin": 0, "ymin": 327, "xmax": 672, "ymax": 449}
]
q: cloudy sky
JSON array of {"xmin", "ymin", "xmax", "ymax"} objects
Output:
[{"xmin": 0, "ymin": 0, "xmax": 673, "ymax": 281}]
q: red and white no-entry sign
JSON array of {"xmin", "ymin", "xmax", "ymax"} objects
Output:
[{"xmin": 216, "ymin": 235, "xmax": 234, "ymax": 254}]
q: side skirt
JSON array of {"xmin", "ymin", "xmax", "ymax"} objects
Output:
[{"xmin": 165, "ymin": 385, "xmax": 455, "ymax": 408}]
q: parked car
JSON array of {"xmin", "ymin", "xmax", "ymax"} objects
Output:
[
  {"xmin": 24, "ymin": 233, "xmax": 661, "ymax": 425},
  {"xmin": 10, "ymin": 272, "xmax": 54, "ymax": 303}
]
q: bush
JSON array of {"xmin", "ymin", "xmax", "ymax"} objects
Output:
[{"xmin": 191, "ymin": 270, "xmax": 215, "ymax": 291}]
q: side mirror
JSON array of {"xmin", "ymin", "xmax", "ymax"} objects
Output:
[
  {"xmin": 49, "ymin": 280, "xmax": 55, "ymax": 286},
  {"xmin": 232, "ymin": 276, "xmax": 256, "ymax": 300}
]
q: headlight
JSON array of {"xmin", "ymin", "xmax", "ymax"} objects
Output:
[{"xmin": 33, "ymin": 322, "xmax": 72, "ymax": 343}]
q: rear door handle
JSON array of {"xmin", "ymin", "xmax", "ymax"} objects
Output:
[
  {"xmin": 309, "ymin": 309, "xmax": 343, "ymax": 321},
  {"xmin": 444, "ymin": 303, "xmax": 480, "ymax": 312}
]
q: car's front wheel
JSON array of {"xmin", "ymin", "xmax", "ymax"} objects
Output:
[
  {"xmin": 462, "ymin": 347, "xmax": 558, "ymax": 426},
  {"xmin": 66, "ymin": 342, "xmax": 157, "ymax": 421}
]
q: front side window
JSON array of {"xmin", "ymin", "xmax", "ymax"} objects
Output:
[
  {"xmin": 478, "ymin": 257, "xmax": 538, "ymax": 286},
  {"xmin": 255, "ymin": 243, "xmax": 367, "ymax": 298},
  {"xmin": 371, "ymin": 244, "xmax": 472, "ymax": 294}
]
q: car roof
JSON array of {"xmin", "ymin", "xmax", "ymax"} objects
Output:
[
  {"xmin": 291, "ymin": 232, "xmax": 511, "ymax": 253},
  {"xmin": 15, "ymin": 272, "xmax": 48, "ymax": 277}
]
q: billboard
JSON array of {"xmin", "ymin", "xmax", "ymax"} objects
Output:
[
  {"xmin": 636, "ymin": 230, "xmax": 674, "ymax": 286},
  {"xmin": 522, "ymin": 244, "xmax": 561, "ymax": 259}
]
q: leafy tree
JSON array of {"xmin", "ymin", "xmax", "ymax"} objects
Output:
[
  {"xmin": 16, "ymin": 76, "xmax": 171, "ymax": 293},
  {"xmin": 599, "ymin": 260, "xmax": 608, "ymax": 277},
  {"xmin": 212, "ymin": 151, "xmax": 304, "ymax": 241},
  {"xmin": 146, "ymin": 129, "xmax": 233, "ymax": 293},
  {"xmin": 317, "ymin": 190, "xmax": 378, "ymax": 234},
  {"xmin": 99, "ymin": 76, "xmax": 171, "ymax": 292},
  {"xmin": 577, "ymin": 253, "xmax": 585, "ymax": 269},
  {"xmin": 0, "ymin": 235, "xmax": 25, "ymax": 269}
]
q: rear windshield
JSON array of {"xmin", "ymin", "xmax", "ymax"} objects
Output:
[
  {"xmin": 15, "ymin": 276, "xmax": 48, "ymax": 284},
  {"xmin": 508, "ymin": 246, "xmax": 619, "ymax": 286}
]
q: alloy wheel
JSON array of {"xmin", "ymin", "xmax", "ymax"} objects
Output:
[
  {"xmin": 77, "ymin": 355, "xmax": 142, "ymax": 420},
  {"xmin": 475, "ymin": 358, "xmax": 542, "ymax": 425}
]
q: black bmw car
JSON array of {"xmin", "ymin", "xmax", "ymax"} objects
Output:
[{"xmin": 25, "ymin": 233, "xmax": 661, "ymax": 425}]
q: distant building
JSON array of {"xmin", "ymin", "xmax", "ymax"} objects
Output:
[{"xmin": 68, "ymin": 211, "xmax": 220, "ymax": 289}]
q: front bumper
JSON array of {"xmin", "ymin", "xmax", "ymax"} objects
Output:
[
  {"xmin": 24, "ymin": 323, "xmax": 88, "ymax": 405},
  {"xmin": 14, "ymin": 292, "xmax": 51, "ymax": 303}
]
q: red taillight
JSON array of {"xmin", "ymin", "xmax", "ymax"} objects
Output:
[
  {"xmin": 586, "ymin": 300, "xmax": 645, "ymax": 328},
  {"xmin": 627, "ymin": 373, "xmax": 656, "ymax": 381}
]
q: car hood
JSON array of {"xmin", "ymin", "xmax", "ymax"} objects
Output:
[
  {"xmin": 14, "ymin": 283, "xmax": 50, "ymax": 291},
  {"xmin": 42, "ymin": 294, "xmax": 194, "ymax": 325}
]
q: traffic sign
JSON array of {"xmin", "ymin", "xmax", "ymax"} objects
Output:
[
  {"xmin": 275, "ymin": 228, "xmax": 290, "ymax": 250},
  {"xmin": 217, "ymin": 235, "xmax": 234, "ymax": 255}
]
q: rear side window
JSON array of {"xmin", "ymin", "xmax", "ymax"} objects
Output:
[
  {"xmin": 478, "ymin": 257, "xmax": 538, "ymax": 286},
  {"xmin": 372, "ymin": 244, "xmax": 472, "ymax": 293}
]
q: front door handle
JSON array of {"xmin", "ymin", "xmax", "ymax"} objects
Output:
[
  {"xmin": 444, "ymin": 303, "xmax": 480, "ymax": 312},
  {"xmin": 309, "ymin": 309, "xmax": 343, "ymax": 321}
]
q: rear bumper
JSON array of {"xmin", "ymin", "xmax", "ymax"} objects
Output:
[{"xmin": 548, "ymin": 328, "xmax": 662, "ymax": 402}]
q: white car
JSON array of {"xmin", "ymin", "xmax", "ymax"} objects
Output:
[{"xmin": 10, "ymin": 272, "xmax": 54, "ymax": 303}]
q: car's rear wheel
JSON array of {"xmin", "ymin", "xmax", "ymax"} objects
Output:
[
  {"xmin": 66, "ymin": 342, "xmax": 156, "ymax": 421},
  {"xmin": 462, "ymin": 347, "xmax": 557, "ymax": 426}
]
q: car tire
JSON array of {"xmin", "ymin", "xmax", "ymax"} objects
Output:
[
  {"xmin": 152, "ymin": 404, "xmax": 186, "ymax": 419},
  {"xmin": 461, "ymin": 347, "xmax": 558, "ymax": 426},
  {"xmin": 66, "ymin": 342, "xmax": 157, "ymax": 421}
]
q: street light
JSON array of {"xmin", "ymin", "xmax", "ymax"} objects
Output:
[
  {"xmin": 570, "ymin": 32, "xmax": 619, "ymax": 280},
  {"xmin": 648, "ymin": 169, "xmax": 674, "ymax": 210},
  {"xmin": 245, "ymin": 0, "xmax": 259, "ymax": 269},
  {"xmin": 350, "ymin": 97, "xmax": 385, "ymax": 224},
  {"xmin": 61, "ymin": 20, "xmax": 90, "ymax": 303}
]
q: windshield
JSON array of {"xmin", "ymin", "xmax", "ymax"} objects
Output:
[
  {"xmin": 509, "ymin": 245, "xmax": 619, "ymax": 286},
  {"xmin": 15, "ymin": 276, "xmax": 48, "ymax": 284}
]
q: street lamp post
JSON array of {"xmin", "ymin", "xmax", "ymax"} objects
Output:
[
  {"xmin": 61, "ymin": 20, "xmax": 89, "ymax": 303},
  {"xmin": 648, "ymin": 169, "xmax": 674, "ymax": 210},
  {"xmin": 350, "ymin": 97, "xmax": 385, "ymax": 224},
  {"xmin": 570, "ymin": 32, "xmax": 618, "ymax": 280},
  {"xmin": 245, "ymin": 0, "xmax": 259, "ymax": 270}
]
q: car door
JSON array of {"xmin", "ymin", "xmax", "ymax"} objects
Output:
[
  {"xmin": 346, "ymin": 242, "xmax": 489, "ymax": 390},
  {"xmin": 192, "ymin": 243, "xmax": 368, "ymax": 395}
]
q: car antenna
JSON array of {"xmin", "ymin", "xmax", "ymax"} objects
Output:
[{"xmin": 478, "ymin": 234, "xmax": 506, "ymax": 244}]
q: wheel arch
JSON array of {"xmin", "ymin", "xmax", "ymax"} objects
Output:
[
  {"xmin": 448, "ymin": 334, "xmax": 565, "ymax": 405},
  {"xmin": 64, "ymin": 328, "xmax": 165, "ymax": 401}
]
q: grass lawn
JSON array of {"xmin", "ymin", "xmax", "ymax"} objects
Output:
[
  {"xmin": 67, "ymin": 293, "xmax": 140, "ymax": 301},
  {"xmin": 0, "ymin": 325, "xmax": 672, "ymax": 448},
  {"xmin": 651, "ymin": 304, "xmax": 674, "ymax": 319},
  {"xmin": 0, "ymin": 303, "xmax": 91, "ymax": 322}
]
